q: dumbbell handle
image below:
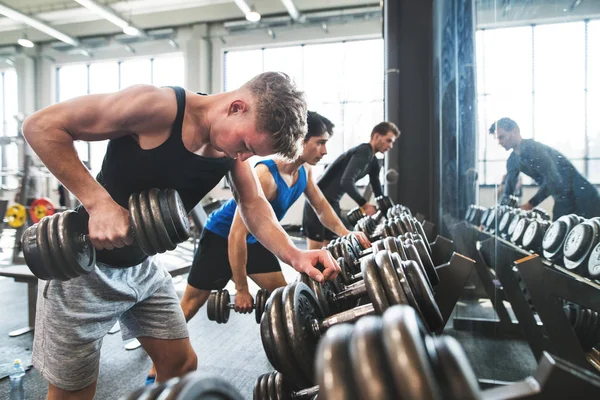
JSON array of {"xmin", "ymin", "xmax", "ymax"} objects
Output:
[
  {"xmin": 291, "ymin": 385, "xmax": 320, "ymax": 399},
  {"xmin": 223, "ymin": 302, "xmax": 257, "ymax": 310},
  {"xmin": 311, "ymin": 303, "xmax": 374, "ymax": 337},
  {"xmin": 333, "ymin": 280, "xmax": 367, "ymax": 303}
]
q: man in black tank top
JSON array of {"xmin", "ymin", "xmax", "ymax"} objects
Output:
[
  {"xmin": 22, "ymin": 72, "xmax": 340, "ymax": 399},
  {"xmin": 303, "ymin": 121, "xmax": 400, "ymax": 249}
]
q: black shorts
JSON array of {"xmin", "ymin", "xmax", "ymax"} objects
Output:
[
  {"xmin": 187, "ymin": 229, "xmax": 282, "ymax": 290},
  {"xmin": 302, "ymin": 201, "xmax": 341, "ymax": 242}
]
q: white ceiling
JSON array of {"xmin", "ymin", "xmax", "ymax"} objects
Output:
[{"xmin": 0, "ymin": 0, "xmax": 378, "ymax": 47}]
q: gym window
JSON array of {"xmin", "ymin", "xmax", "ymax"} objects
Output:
[
  {"xmin": 1, "ymin": 68, "xmax": 19, "ymax": 189},
  {"xmin": 477, "ymin": 19, "xmax": 600, "ymax": 185}
]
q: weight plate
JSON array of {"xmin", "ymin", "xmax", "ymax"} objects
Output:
[
  {"xmin": 253, "ymin": 373, "xmax": 264, "ymax": 400},
  {"xmin": 403, "ymin": 243, "xmax": 435, "ymax": 295},
  {"xmin": 206, "ymin": 291, "xmax": 217, "ymax": 321},
  {"xmin": 22, "ymin": 223, "xmax": 53, "ymax": 280},
  {"xmin": 6, "ymin": 203, "xmax": 27, "ymax": 228},
  {"xmin": 281, "ymin": 282, "xmax": 323, "ymax": 386},
  {"xmin": 432, "ymin": 336, "xmax": 481, "ymax": 400},
  {"xmin": 315, "ymin": 324, "xmax": 357, "ymax": 400},
  {"xmin": 163, "ymin": 372, "xmax": 244, "ymax": 400},
  {"xmin": 390, "ymin": 253, "xmax": 424, "ymax": 321},
  {"xmin": 564, "ymin": 221, "xmax": 598, "ymax": 272},
  {"xmin": 259, "ymin": 294, "xmax": 279, "ymax": 373},
  {"xmin": 166, "ymin": 189, "xmax": 190, "ymax": 243},
  {"xmin": 30, "ymin": 197, "xmax": 56, "ymax": 223},
  {"xmin": 404, "ymin": 260, "xmax": 444, "ymax": 332},
  {"xmin": 128, "ymin": 193, "xmax": 154, "ymax": 256},
  {"xmin": 498, "ymin": 212, "xmax": 512, "ymax": 234},
  {"xmin": 148, "ymin": 188, "xmax": 175, "ymax": 253},
  {"xmin": 157, "ymin": 189, "xmax": 180, "ymax": 247},
  {"xmin": 38, "ymin": 217, "xmax": 69, "ymax": 281},
  {"xmin": 220, "ymin": 289, "xmax": 231, "ymax": 324},
  {"xmin": 339, "ymin": 242, "xmax": 359, "ymax": 275},
  {"xmin": 413, "ymin": 238, "xmax": 440, "ymax": 287},
  {"xmin": 60, "ymin": 211, "xmax": 95, "ymax": 277},
  {"xmin": 375, "ymin": 250, "xmax": 408, "ymax": 306},
  {"xmin": 47, "ymin": 214, "xmax": 79, "ymax": 279},
  {"xmin": 382, "ymin": 305, "xmax": 441, "ymax": 400},
  {"xmin": 350, "ymin": 316, "xmax": 397, "ymax": 400},
  {"xmin": 361, "ymin": 255, "xmax": 389, "ymax": 314},
  {"xmin": 587, "ymin": 243, "xmax": 600, "ymax": 279},
  {"xmin": 138, "ymin": 191, "xmax": 162, "ymax": 255},
  {"xmin": 255, "ymin": 289, "xmax": 268, "ymax": 324},
  {"xmin": 148, "ymin": 188, "xmax": 177, "ymax": 253},
  {"xmin": 415, "ymin": 221, "xmax": 432, "ymax": 256},
  {"xmin": 266, "ymin": 288, "xmax": 306, "ymax": 387}
]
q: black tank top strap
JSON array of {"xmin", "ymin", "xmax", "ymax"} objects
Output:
[{"xmin": 168, "ymin": 86, "xmax": 186, "ymax": 138}]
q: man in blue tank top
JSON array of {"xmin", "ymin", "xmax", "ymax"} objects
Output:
[{"xmin": 22, "ymin": 73, "xmax": 340, "ymax": 399}]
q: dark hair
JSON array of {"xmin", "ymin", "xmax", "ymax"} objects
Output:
[
  {"xmin": 489, "ymin": 117, "xmax": 519, "ymax": 134},
  {"xmin": 305, "ymin": 111, "xmax": 334, "ymax": 141},
  {"xmin": 371, "ymin": 121, "xmax": 400, "ymax": 139}
]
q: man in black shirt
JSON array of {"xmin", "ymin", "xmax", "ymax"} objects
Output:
[
  {"xmin": 303, "ymin": 121, "xmax": 400, "ymax": 249},
  {"xmin": 491, "ymin": 117, "xmax": 600, "ymax": 220}
]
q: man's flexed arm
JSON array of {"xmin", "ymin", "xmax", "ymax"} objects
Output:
[
  {"xmin": 22, "ymin": 85, "xmax": 177, "ymax": 250},
  {"xmin": 230, "ymin": 159, "xmax": 339, "ymax": 282}
]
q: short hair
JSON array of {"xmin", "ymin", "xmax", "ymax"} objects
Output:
[
  {"xmin": 305, "ymin": 111, "xmax": 333, "ymax": 141},
  {"xmin": 489, "ymin": 117, "xmax": 519, "ymax": 134},
  {"xmin": 371, "ymin": 121, "xmax": 400, "ymax": 139},
  {"xmin": 242, "ymin": 72, "xmax": 307, "ymax": 160},
  {"xmin": 319, "ymin": 114, "xmax": 335, "ymax": 136}
]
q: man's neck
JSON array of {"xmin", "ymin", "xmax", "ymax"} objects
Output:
[
  {"xmin": 185, "ymin": 93, "xmax": 217, "ymax": 151},
  {"xmin": 276, "ymin": 158, "xmax": 303, "ymax": 177},
  {"xmin": 368, "ymin": 141, "xmax": 377, "ymax": 154}
]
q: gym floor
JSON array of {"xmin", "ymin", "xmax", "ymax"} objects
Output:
[{"xmin": 0, "ymin": 236, "xmax": 537, "ymax": 399}]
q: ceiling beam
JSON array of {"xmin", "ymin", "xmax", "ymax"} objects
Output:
[
  {"xmin": 0, "ymin": 3, "xmax": 79, "ymax": 46},
  {"xmin": 73, "ymin": 0, "xmax": 146, "ymax": 36},
  {"xmin": 280, "ymin": 0, "xmax": 304, "ymax": 22}
]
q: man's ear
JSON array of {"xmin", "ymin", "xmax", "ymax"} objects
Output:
[{"xmin": 228, "ymin": 99, "xmax": 248, "ymax": 115}]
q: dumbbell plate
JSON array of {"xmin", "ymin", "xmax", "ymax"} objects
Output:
[
  {"xmin": 47, "ymin": 214, "xmax": 79, "ymax": 279},
  {"xmin": 259, "ymin": 293, "xmax": 281, "ymax": 373},
  {"xmin": 166, "ymin": 189, "xmax": 191, "ymax": 243},
  {"xmin": 163, "ymin": 372, "xmax": 244, "ymax": 400},
  {"xmin": 22, "ymin": 222, "xmax": 53, "ymax": 280},
  {"xmin": 128, "ymin": 193, "xmax": 154, "ymax": 255},
  {"xmin": 350, "ymin": 316, "xmax": 397, "ymax": 400},
  {"xmin": 138, "ymin": 192, "xmax": 162, "ymax": 255},
  {"xmin": 38, "ymin": 217, "xmax": 70, "ymax": 281},
  {"xmin": 281, "ymin": 282, "xmax": 324, "ymax": 386},
  {"xmin": 588, "ymin": 243, "xmax": 600, "ymax": 279},
  {"xmin": 219, "ymin": 289, "xmax": 231, "ymax": 324},
  {"xmin": 382, "ymin": 306, "xmax": 441, "ymax": 399},
  {"xmin": 412, "ymin": 237, "xmax": 440, "ymax": 287},
  {"xmin": 148, "ymin": 188, "xmax": 176, "ymax": 252},
  {"xmin": 255, "ymin": 289, "xmax": 267, "ymax": 324},
  {"xmin": 60, "ymin": 211, "xmax": 96, "ymax": 277},
  {"xmin": 375, "ymin": 250, "xmax": 408, "ymax": 307},
  {"xmin": 403, "ymin": 260, "xmax": 443, "ymax": 331},
  {"xmin": 316, "ymin": 324, "xmax": 357, "ymax": 400},
  {"xmin": 415, "ymin": 221, "xmax": 433, "ymax": 256},
  {"xmin": 390, "ymin": 253, "xmax": 424, "ymax": 323},
  {"xmin": 403, "ymin": 242, "xmax": 434, "ymax": 294},
  {"xmin": 431, "ymin": 336, "xmax": 481, "ymax": 400},
  {"xmin": 361, "ymin": 256, "xmax": 389, "ymax": 314},
  {"xmin": 207, "ymin": 292, "xmax": 217, "ymax": 321}
]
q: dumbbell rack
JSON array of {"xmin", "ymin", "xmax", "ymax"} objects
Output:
[
  {"xmin": 516, "ymin": 255, "xmax": 600, "ymax": 375},
  {"xmin": 450, "ymin": 221, "xmax": 522, "ymax": 336},
  {"xmin": 469, "ymin": 225, "xmax": 600, "ymax": 375}
]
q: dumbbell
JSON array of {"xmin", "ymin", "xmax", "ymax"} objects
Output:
[
  {"xmin": 347, "ymin": 196, "xmax": 394, "ymax": 226},
  {"xmin": 260, "ymin": 252, "xmax": 443, "ymax": 388},
  {"xmin": 588, "ymin": 242, "xmax": 600, "ymax": 280},
  {"xmin": 207, "ymin": 288, "xmax": 269, "ymax": 324},
  {"xmin": 542, "ymin": 214, "xmax": 584, "ymax": 264},
  {"xmin": 563, "ymin": 302, "xmax": 600, "ymax": 352},
  {"xmin": 299, "ymin": 249, "xmax": 440, "ymax": 326},
  {"xmin": 521, "ymin": 218, "xmax": 552, "ymax": 254},
  {"xmin": 254, "ymin": 371, "xmax": 318, "ymax": 400},
  {"xmin": 124, "ymin": 371, "xmax": 244, "ymax": 400},
  {"xmin": 562, "ymin": 218, "xmax": 600, "ymax": 277},
  {"xmin": 315, "ymin": 306, "xmax": 481, "ymax": 400},
  {"xmin": 386, "ymin": 203, "xmax": 412, "ymax": 219},
  {"xmin": 22, "ymin": 188, "xmax": 190, "ymax": 281},
  {"xmin": 258, "ymin": 306, "xmax": 478, "ymax": 400},
  {"xmin": 498, "ymin": 207, "xmax": 521, "ymax": 237}
]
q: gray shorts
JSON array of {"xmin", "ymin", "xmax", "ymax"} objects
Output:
[{"xmin": 32, "ymin": 257, "xmax": 188, "ymax": 391}]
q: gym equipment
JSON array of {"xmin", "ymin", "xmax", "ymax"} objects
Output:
[
  {"xmin": 562, "ymin": 218, "xmax": 600, "ymax": 277},
  {"xmin": 588, "ymin": 242, "xmax": 600, "ymax": 279},
  {"xmin": 347, "ymin": 195, "xmax": 394, "ymax": 226},
  {"xmin": 521, "ymin": 218, "xmax": 552, "ymax": 254},
  {"xmin": 124, "ymin": 371, "xmax": 243, "ymax": 400},
  {"xmin": 207, "ymin": 288, "xmax": 269, "ymax": 324},
  {"xmin": 254, "ymin": 371, "xmax": 318, "ymax": 400},
  {"xmin": 29, "ymin": 197, "xmax": 56, "ymax": 223},
  {"xmin": 563, "ymin": 302, "xmax": 600, "ymax": 352},
  {"xmin": 22, "ymin": 188, "xmax": 190, "ymax": 281},
  {"xmin": 542, "ymin": 214, "xmax": 584, "ymax": 264},
  {"xmin": 259, "ymin": 252, "xmax": 443, "ymax": 388},
  {"xmin": 5, "ymin": 203, "xmax": 26, "ymax": 228}
]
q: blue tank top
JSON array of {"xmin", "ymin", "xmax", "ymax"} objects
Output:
[{"xmin": 205, "ymin": 159, "xmax": 307, "ymax": 243}]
